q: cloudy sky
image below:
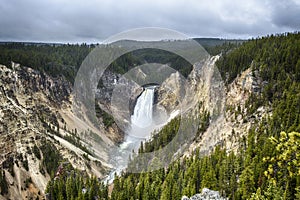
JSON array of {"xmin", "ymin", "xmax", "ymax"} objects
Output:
[{"xmin": 0, "ymin": 0, "xmax": 299, "ymax": 43}]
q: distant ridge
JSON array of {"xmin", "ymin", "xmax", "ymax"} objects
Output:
[{"xmin": 193, "ymin": 37, "xmax": 245, "ymax": 46}]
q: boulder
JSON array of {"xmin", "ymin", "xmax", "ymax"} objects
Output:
[{"xmin": 182, "ymin": 188, "xmax": 227, "ymax": 200}]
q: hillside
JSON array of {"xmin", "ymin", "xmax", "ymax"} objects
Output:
[{"xmin": 0, "ymin": 62, "xmax": 122, "ymax": 199}]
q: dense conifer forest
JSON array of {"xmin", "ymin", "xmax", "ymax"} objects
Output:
[{"xmin": 0, "ymin": 39, "xmax": 238, "ymax": 82}]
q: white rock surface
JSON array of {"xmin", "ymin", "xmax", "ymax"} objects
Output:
[{"xmin": 182, "ymin": 188, "xmax": 227, "ymax": 200}]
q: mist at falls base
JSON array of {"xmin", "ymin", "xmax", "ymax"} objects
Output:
[{"xmin": 104, "ymin": 86, "xmax": 172, "ymax": 183}]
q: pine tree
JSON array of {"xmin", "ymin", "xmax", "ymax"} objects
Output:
[
  {"xmin": 238, "ymin": 166, "xmax": 255, "ymax": 199},
  {"xmin": 201, "ymin": 168, "xmax": 217, "ymax": 190}
]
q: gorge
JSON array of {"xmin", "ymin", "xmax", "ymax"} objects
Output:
[{"xmin": 0, "ymin": 33, "xmax": 299, "ymax": 199}]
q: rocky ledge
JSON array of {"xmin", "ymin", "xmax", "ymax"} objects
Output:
[{"xmin": 182, "ymin": 188, "xmax": 227, "ymax": 200}]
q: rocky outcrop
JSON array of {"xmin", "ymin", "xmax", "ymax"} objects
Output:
[
  {"xmin": 184, "ymin": 58, "xmax": 271, "ymax": 156},
  {"xmin": 95, "ymin": 70, "xmax": 143, "ymax": 131},
  {"xmin": 157, "ymin": 71, "xmax": 184, "ymax": 114},
  {"xmin": 182, "ymin": 188, "xmax": 227, "ymax": 200},
  {"xmin": 96, "ymin": 70, "xmax": 120, "ymax": 105},
  {"xmin": 9, "ymin": 62, "xmax": 71, "ymax": 104}
]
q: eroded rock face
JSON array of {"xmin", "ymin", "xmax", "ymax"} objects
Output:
[
  {"xmin": 182, "ymin": 188, "xmax": 227, "ymax": 200},
  {"xmin": 0, "ymin": 62, "xmax": 71, "ymax": 146},
  {"xmin": 157, "ymin": 72, "xmax": 184, "ymax": 114},
  {"xmin": 96, "ymin": 70, "xmax": 143, "ymax": 131},
  {"xmin": 0, "ymin": 63, "xmax": 112, "ymax": 199},
  {"xmin": 96, "ymin": 70, "xmax": 119, "ymax": 105},
  {"xmin": 0, "ymin": 63, "xmax": 71, "ymax": 199},
  {"xmin": 9, "ymin": 62, "xmax": 71, "ymax": 104},
  {"xmin": 181, "ymin": 57, "xmax": 272, "ymax": 156}
]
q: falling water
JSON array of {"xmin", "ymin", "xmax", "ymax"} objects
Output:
[
  {"xmin": 131, "ymin": 87, "xmax": 155, "ymax": 130},
  {"xmin": 104, "ymin": 86, "xmax": 156, "ymax": 183}
]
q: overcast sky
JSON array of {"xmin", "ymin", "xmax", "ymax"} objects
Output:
[{"xmin": 0, "ymin": 0, "xmax": 299, "ymax": 43}]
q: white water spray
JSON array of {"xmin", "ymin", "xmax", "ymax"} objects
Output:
[{"xmin": 131, "ymin": 87, "xmax": 155, "ymax": 128}]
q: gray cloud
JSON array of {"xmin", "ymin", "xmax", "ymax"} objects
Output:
[
  {"xmin": 0, "ymin": 0, "xmax": 299, "ymax": 43},
  {"xmin": 270, "ymin": 0, "xmax": 300, "ymax": 29}
]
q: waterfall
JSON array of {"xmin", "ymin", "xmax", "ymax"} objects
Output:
[
  {"xmin": 104, "ymin": 86, "xmax": 156, "ymax": 183},
  {"xmin": 131, "ymin": 87, "xmax": 155, "ymax": 128}
]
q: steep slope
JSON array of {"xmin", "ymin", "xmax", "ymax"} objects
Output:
[
  {"xmin": 186, "ymin": 63, "xmax": 271, "ymax": 155},
  {"xmin": 0, "ymin": 62, "xmax": 116, "ymax": 199}
]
